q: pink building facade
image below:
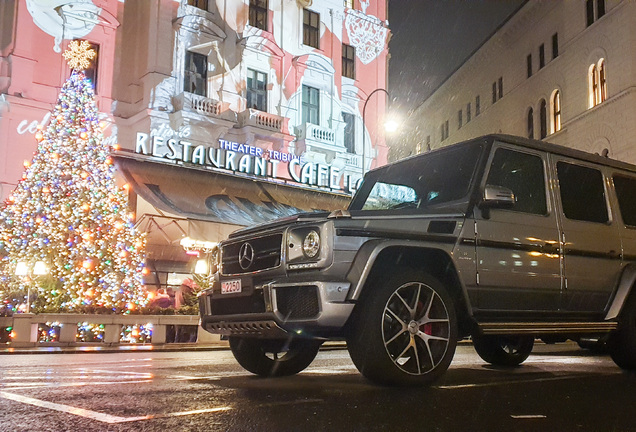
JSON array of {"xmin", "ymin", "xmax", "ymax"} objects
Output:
[
  {"xmin": 1, "ymin": 0, "xmax": 391, "ymax": 290},
  {"xmin": 0, "ymin": 0, "xmax": 121, "ymax": 201}
]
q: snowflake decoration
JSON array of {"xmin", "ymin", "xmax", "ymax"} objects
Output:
[{"xmin": 62, "ymin": 40, "xmax": 96, "ymax": 71}]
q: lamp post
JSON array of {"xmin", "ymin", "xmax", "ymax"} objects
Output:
[
  {"xmin": 15, "ymin": 260, "xmax": 48, "ymax": 313},
  {"xmin": 362, "ymin": 88, "xmax": 390, "ymax": 175}
]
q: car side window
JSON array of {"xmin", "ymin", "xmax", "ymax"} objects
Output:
[
  {"xmin": 485, "ymin": 148, "xmax": 547, "ymax": 215},
  {"xmin": 612, "ymin": 174, "xmax": 636, "ymax": 226},
  {"xmin": 557, "ymin": 161, "xmax": 608, "ymax": 223}
]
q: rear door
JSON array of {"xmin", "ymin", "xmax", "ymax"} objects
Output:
[
  {"xmin": 552, "ymin": 158, "xmax": 621, "ymax": 314},
  {"xmin": 474, "ymin": 144, "xmax": 562, "ymax": 314}
]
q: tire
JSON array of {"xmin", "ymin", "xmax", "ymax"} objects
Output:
[
  {"xmin": 229, "ymin": 337, "xmax": 322, "ymax": 377},
  {"xmin": 472, "ymin": 335, "xmax": 534, "ymax": 367},
  {"xmin": 608, "ymin": 294, "xmax": 636, "ymax": 370},
  {"xmin": 346, "ymin": 270, "xmax": 458, "ymax": 387},
  {"xmin": 577, "ymin": 337, "xmax": 608, "ymax": 354}
]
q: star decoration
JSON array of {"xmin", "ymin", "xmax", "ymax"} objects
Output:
[{"xmin": 62, "ymin": 40, "xmax": 97, "ymax": 71}]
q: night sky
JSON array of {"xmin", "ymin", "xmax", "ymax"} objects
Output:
[{"xmin": 388, "ymin": 0, "xmax": 526, "ymax": 115}]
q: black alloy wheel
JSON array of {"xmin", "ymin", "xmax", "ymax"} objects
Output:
[{"xmin": 347, "ymin": 270, "xmax": 458, "ymax": 386}]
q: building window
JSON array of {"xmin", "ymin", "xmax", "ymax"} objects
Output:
[
  {"xmin": 527, "ymin": 54, "xmax": 532, "ymax": 78},
  {"xmin": 441, "ymin": 120, "xmax": 449, "ymax": 141},
  {"xmin": 246, "ymin": 69, "xmax": 267, "ymax": 111},
  {"xmin": 589, "ymin": 59, "xmax": 607, "ymax": 107},
  {"xmin": 249, "ymin": 0, "xmax": 268, "ymax": 31},
  {"xmin": 587, "ymin": 0, "xmax": 605, "ymax": 26},
  {"xmin": 187, "ymin": 0, "xmax": 208, "ymax": 10},
  {"xmin": 184, "ymin": 51, "xmax": 207, "ymax": 96},
  {"xmin": 343, "ymin": 112, "xmax": 355, "ymax": 153},
  {"xmin": 466, "ymin": 103, "xmax": 471, "ymax": 123},
  {"xmin": 539, "ymin": 44, "xmax": 545, "ymax": 69},
  {"xmin": 552, "ymin": 33, "xmax": 559, "ymax": 59},
  {"xmin": 458, "ymin": 109, "xmax": 463, "ymax": 129},
  {"xmin": 498, "ymin": 77, "xmax": 503, "ymax": 99},
  {"xmin": 492, "ymin": 82, "xmax": 497, "ymax": 104},
  {"xmin": 599, "ymin": 59, "xmax": 607, "ymax": 102},
  {"xmin": 302, "ymin": 85, "xmax": 320, "ymax": 124},
  {"xmin": 586, "ymin": 0, "xmax": 594, "ymax": 26},
  {"xmin": 303, "ymin": 9, "xmax": 320, "ymax": 49},
  {"xmin": 598, "ymin": 0, "xmax": 605, "ymax": 18},
  {"xmin": 539, "ymin": 99, "xmax": 547, "ymax": 139},
  {"xmin": 527, "ymin": 108, "xmax": 534, "ymax": 139},
  {"xmin": 84, "ymin": 42, "xmax": 99, "ymax": 94},
  {"xmin": 342, "ymin": 44, "xmax": 355, "ymax": 79},
  {"xmin": 344, "ymin": 0, "xmax": 354, "ymax": 8},
  {"xmin": 426, "ymin": 135, "xmax": 431, "ymax": 152},
  {"xmin": 476, "ymin": 95, "xmax": 480, "ymax": 115},
  {"xmin": 551, "ymin": 90, "xmax": 561, "ymax": 133}
]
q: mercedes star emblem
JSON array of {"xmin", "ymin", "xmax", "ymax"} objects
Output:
[{"xmin": 238, "ymin": 242, "xmax": 255, "ymax": 270}]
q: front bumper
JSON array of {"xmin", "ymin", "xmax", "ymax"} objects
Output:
[{"xmin": 199, "ymin": 280, "xmax": 354, "ymax": 339}]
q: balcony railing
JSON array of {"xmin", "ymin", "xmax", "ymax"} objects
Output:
[
  {"xmin": 184, "ymin": 93, "xmax": 222, "ymax": 116},
  {"xmin": 295, "ymin": 123, "xmax": 344, "ymax": 154},
  {"xmin": 344, "ymin": 153, "xmax": 362, "ymax": 168},
  {"xmin": 237, "ymin": 108, "xmax": 285, "ymax": 132}
]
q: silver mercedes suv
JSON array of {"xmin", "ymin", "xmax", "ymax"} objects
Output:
[{"xmin": 199, "ymin": 134, "xmax": 636, "ymax": 386}]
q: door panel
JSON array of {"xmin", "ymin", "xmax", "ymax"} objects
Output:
[
  {"xmin": 475, "ymin": 145, "xmax": 562, "ymax": 314},
  {"xmin": 553, "ymin": 159, "xmax": 621, "ymax": 313}
]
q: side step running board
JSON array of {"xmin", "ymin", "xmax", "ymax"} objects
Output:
[{"xmin": 478, "ymin": 321, "xmax": 618, "ymax": 335}]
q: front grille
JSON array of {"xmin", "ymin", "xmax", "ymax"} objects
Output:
[
  {"xmin": 221, "ymin": 233, "xmax": 283, "ymax": 274},
  {"xmin": 210, "ymin": 291, "xmax": 266, "ymax": 316},
  {"xmin": 276, "ymin": 286, "xmax": 319, "ymax": 320}
]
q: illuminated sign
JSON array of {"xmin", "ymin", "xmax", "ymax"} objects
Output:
[{"xmin": 134, "ymin": 132, "xmax": 360, "ymax": 193}]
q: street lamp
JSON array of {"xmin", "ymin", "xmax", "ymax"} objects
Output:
[
  {"xmin": 362, "ymin": 88, "xmax": 391, "ymax": 174},
  {"xmin": 15, "ymin": 260, "xmax": 48, "ymax": 313}
]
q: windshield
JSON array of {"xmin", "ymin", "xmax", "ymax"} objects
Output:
[{"xmin": 349, "ymin": 143, "xmax": 483, "ymax": 212}]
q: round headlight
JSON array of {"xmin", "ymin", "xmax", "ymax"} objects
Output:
[{"xmin": 302, "ymin": 230, "xmax": 320, "ymax": 258}]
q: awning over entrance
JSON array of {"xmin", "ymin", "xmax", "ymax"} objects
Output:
[{"xmin": 113, "ymin": 153, "xmax": 351, "ymax": 227}]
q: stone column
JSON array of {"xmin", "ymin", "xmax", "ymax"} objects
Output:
[{"xmin": 11, "ymin": 314, "xmax": 38, "ymax": 347}]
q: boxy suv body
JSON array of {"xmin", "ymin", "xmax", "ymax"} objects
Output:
[{"xmin": 199, "ymin": 134, "xmax": 636, "ymax": 386}]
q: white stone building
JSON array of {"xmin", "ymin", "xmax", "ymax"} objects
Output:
[{"xmin": 404, "ymin": 0, "xmax": 636, "ymax": 164}]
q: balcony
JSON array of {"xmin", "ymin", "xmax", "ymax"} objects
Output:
[
  {"xmin": 344, "ymin": 153, "xmax": 362, "ymax": 168},
  {"xmin": 236, "ymin": 108, "xmax": 286, "ymax": 133},
  {"xmin": 296, "ymin": 123, "xmax": 342, "ymax": 153},
  {"xmin": 172, "ymin": 92, "xmax": 236, "ymax": 123}
]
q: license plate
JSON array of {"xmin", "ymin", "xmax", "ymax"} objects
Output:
[{"xmin": 221, "ymin": 279, "xmax": 242, "ymax": 294}]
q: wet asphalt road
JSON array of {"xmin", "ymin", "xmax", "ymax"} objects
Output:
[{"xmin": 0, "ymin": 342, "xmax": 635, "ymax": 432}]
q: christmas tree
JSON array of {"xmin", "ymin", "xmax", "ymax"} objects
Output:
[{"xmin": 0, "ymin": 40, "xmax": 147, "ymax": 314}]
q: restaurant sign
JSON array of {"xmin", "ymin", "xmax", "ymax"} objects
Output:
[{"xmin": 135, "ymin": 132, "xmax": 360, "ymax": 194}]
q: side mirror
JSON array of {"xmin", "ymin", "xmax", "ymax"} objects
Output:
[{"xmin": 480, "ymin": 185, "xmax": 515, "ymax": 209}]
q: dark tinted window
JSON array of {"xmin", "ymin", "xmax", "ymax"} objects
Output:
[
  {"xmin": 557, "ymin": 162, "xmax": 608, "ymax": 223},
  {"xmin": 613, "ymin": 175, "xmax": 636, "ymax": 226},
  {"xmin": 486, "ymin": 148, "xmax": 547, "ymax": 215},
  {"xmin": 349, "ymin": 143, "xmax": 483, "ymax": 211}
]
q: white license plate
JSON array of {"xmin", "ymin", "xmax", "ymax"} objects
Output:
[{"xmin": 221, "ymin": 279, "xmax": 242, "ymax": 294}]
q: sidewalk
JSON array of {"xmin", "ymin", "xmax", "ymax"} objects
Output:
[{"xmin": 0, "ymin": 340, "xmax": 349, "ymax": 355}]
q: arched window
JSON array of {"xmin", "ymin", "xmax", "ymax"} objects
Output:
[
  {"xmin": 589, "ymin": 64, "xmax": 598, "ymax": 108},
  {"xmin": 589, "ymin": 59, "xmax": 607, "ymax": 108},
  {"xmin": 599, "ymin": 59, "xmax": 607, "ymax": 103},
  {"xmin": 540, "ymin": 99, "xmax": 547, "ymax": 139},
  {"xmin": 527, "ymin": 108, "xmax": 534, "ymax": 139},
  {"xmin": 551, "ymin": 90, "xmax": 561, "ymax": 133}
]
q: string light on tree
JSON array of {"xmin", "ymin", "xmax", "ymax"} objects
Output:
[{"xmin": 0, "ymin": 40, "xmax": 147, "ymax": 314}]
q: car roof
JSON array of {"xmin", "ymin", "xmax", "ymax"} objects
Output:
[{"xmin": 383, "ymin": 134, "xmax": 636, "ymax": 175}]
